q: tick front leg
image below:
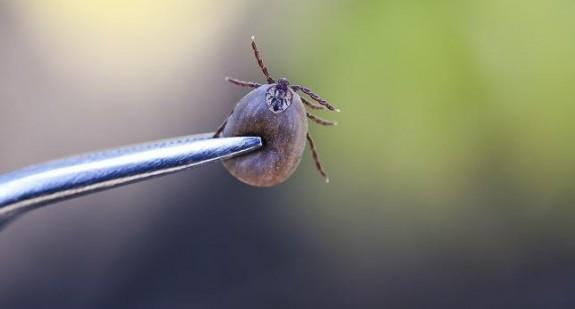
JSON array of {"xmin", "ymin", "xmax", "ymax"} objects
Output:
[
  {"xmin": 225, "ymin": 77, "xmax": 261, "ymax": 88},
  {"xmin": 291, "ymin": 85, "xmax": 340, "ymax": 112},
  {"xmin": 306, "ymin": 112, "xmax": 337, "ymax": 126},
  {"xmin": 306, "ymin": 132, "xmax": 329, "ymax": 183},
  {"xmin": 251, "ymin": 36, "xmax": 275, "ymax": 84}
]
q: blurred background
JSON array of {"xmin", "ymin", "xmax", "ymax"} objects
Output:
[{"xmin": 1, "ymin": 0, "xmax": 574, "ymax": 308}]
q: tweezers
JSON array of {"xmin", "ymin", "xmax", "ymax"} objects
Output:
[{"xmin": 0, "ymin": 133, "xmax": 262, "ymax": 229}]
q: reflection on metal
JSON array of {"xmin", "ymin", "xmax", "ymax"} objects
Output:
[{"xmin": 0, "ymin": 133, "xmax": 262, "ymax": 229}]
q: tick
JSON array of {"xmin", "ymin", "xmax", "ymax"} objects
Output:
[{"xmin": 215, "ymin": 36, "xmax": 339, "ymax": 187}]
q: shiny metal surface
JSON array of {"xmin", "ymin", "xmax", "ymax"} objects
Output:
[{"xmin": 0, "ymin": 133, "xmax": 262, "ymax": 228}]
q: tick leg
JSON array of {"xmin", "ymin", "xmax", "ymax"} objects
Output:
[
  {"xmin": 213, "ymin": 117, "xmax": 228, "ymax": 138},
  {"xmin": 307, "ymin": 112, "xmax": 337, "ymax": 126},
  {"xmin": 302, "ymin": 97, "xmax": 326, "ymax": 110},
  {"xmin": 306, "ymin": 132, "xmax": 329, "ymax": 183},
  {"xmin": 251, "ymin": 36, "xmax": 275, "ymax": 84},
  {"xmin": 291, "ymin": 85, "xmax": 340, "ymax": 112},
  {"xmin": 213, "ymin": 109, "xmax": 235, "ymax": 138},
  {"xmin": 225, "ymin": 77, "xmax": 261, "ymax": 88}
]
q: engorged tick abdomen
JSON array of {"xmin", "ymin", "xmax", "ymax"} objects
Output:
[{"xmin": 222, "ymin": 84, "xmax": 308, "ymax": 187}]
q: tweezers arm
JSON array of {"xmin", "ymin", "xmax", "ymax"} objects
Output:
[{"xmin": 0, "ymin": 133, "xmax": 262, "ymax": 224}]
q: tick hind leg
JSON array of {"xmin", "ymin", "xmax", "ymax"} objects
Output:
[
  {"xmin": 306, "ymin": 132, "xmax": 329, "ymax": 183},
  {"xmin": 225, "ymin": 77, "xmax": 261, "ymax": 88}
]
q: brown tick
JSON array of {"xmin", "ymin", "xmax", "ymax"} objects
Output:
[{"xmin": 214, "ymin": 36, "xmax": 339, "ymax": 187}]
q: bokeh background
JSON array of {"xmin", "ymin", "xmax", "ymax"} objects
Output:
[{"xmin": 1, "ymin": 0, "xmax": 575, "ymax": 308}]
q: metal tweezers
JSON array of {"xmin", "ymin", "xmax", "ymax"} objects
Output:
[{"xmin": 0, "ymin": 133, "xmax": 262, "ymax": 229}]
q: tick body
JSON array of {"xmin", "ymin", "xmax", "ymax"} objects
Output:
[
  {"xmin": 223, "ymin": 85, "xmax": 307, "ymax": 187},
  {"xmin": 216, "ymin": 37, "xmax": 338, "ymax": 187}
]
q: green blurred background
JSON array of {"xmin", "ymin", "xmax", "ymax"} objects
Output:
[{"xmin": 1, "ymin": 0, "xmax": 574, "ymax": 307}]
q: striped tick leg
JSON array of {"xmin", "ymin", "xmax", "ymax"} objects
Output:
[
  {"xmin": 291, "ymin": 85, "xmax": 340, "ymax": 112},
  {"xmin": 306, "ymin": 112, "xmax": 337, "ymax": 126},
  {"xmin": 302, "ymin": 97, "xmax": 326, "ymax": 110},
  {"xmin": 306, "ymin": 132, "xmax": 329, "ymax": 183},
  {"xmin": 251, "ymin": 36, "xmax": 275, "ymax": 83},
  {"xmin": 225, "ymin": 77, "xmax": 261, "ymax": 88}
]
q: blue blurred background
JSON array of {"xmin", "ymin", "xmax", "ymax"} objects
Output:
[{"xmin": 1, "ymin": 0, "xmax": 575, "ymax": 308}]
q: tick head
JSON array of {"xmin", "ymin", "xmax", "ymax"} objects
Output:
[{"xmin": 277, "ymin": 77, "xmax": 290, "ymax": 90}]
